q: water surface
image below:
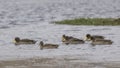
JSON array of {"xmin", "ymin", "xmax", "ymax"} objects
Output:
[{"xmin": 0, "ymin": 0, "xmax": 120, "ymax": 68}]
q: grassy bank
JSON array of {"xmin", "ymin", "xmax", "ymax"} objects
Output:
[{"xmin": 54, "ymin": 18, "xmax": 120, "ymax": 26}]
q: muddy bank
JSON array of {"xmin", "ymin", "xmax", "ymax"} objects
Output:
[{"xmin": 0, "ymin": 55, "xmax": 120, "ymax": 68}]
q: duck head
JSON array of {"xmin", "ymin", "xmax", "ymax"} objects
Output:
[
  {"xmin": 84, "ymin": 34, "xmax": 92, "ymax": 41},
  {"xmin": 62, "ymin": 34, "xmax": 67, "ymax": 42},
  {"xmin": 40, "ymin": 41, "xmax": 44, "ymax": 50},
  {"xmin": 14, "ymin": 37, "xmax": 20, "ymax": 43},
  {"xmin": 40, "ymin": 41, "xmax": 44, "ymax": 46}
]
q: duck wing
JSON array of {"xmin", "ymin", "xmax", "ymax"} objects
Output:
[
  {"xmin": 21, "ymin": 39, "xmax": 36, "ymax": 43},
  {"xmin": 92, "ymin": 35, "xmax": 105, "ymax": 39}
]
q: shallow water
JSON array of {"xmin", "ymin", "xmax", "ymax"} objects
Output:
[{"xmin": 0, "ymin": 0, "xmax": 120, "ymax": 67}]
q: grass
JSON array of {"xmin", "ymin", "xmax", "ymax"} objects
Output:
[{"xmin": 54, "ymin": 18, "xmax": 120, "ymax": 26}]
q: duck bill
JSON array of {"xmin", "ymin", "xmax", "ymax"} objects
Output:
[
  {"xmin": 84, "ymin": 37, "xmax": 91, "ymax": 41},
  {"xmin": 62, "ymin": 37, "xmax": 66, "ymax": 42},
  {"xmin": 13, "ymin": 40, "xmax": 16, "ymax": 43}
]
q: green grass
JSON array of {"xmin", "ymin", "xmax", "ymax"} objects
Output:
[{"xmin": 54, "ymin": 18, "xmax": 120, "ymax": 26}]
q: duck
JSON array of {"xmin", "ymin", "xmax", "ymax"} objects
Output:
[
  {"xmin": 90, "ymin": 37, "xmax": 113, "ymax": 46},
  {"xmin": 14, "ymin": 37, "xmax": 36, "ymax": 45},
  {"xmin": 85, "ymin": 34, "xmax": 105, "ymax": 41},
  {"xmin": 64, "ymin": 38, "xmax": 85, "ymax": 45},
  {"xmin": 39, "ymin": 41, "xmax": 59, "ymax": 50},
  {"xmin": 62, "ymin": 34, "xmax": 84, "ymax": 45},
  {"xmin": 62, "ymin": 34, "xmax": 73, "ymax": 42}
]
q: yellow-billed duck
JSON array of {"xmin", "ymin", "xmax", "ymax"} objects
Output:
[
  {"xmin": 39, "ymin": 41, "xmax": 59, "ymax": 50},
  {"xmin": 91, "ymin": 37, "xmax": 113, "ymax": 46},
  {"xmin": 14, "ymin": 37, "xmax": 36, "ymax": 45},
  {"xmin": 62, "ymin": 34, "xmax": 84, "ymax": 45},
  {"xmin": 85, "ymin": 34, "xmax": 105, "ymax": 41}
]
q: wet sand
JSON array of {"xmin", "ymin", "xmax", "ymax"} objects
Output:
[{"xmin": 0, "ymin": 55, "xmax": 120, "ymax": 68}]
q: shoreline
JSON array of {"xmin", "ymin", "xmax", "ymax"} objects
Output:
[{"xmin": 0, "ymin": 55, "xmax": 120, "ymax": 68}]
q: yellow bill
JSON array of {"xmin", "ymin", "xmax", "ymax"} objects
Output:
[
  {"xmin": 62, "ymin": 37, "xmax": 66, "ymax": 42},
  {"xmin": 84, "ymin": 37, "xmax": 91, "ymax": 41},
  {"xmin": 13, "ymin": 40, "xmax": 16, "ymax": 43}
]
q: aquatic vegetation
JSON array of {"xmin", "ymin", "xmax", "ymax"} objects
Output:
[{"xmin": 54, "ymin": 18, "xmax": 120, "ymax": 26}]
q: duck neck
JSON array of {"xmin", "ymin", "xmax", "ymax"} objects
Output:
[
  {"xmin": 40, "ymin": 45, "xmax": 43, "ymax": 50},
  {"xmin": 40, "ymin": 42, "xmax": 44, "ymax": 50}
]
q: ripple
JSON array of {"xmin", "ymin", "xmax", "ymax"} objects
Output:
[
  {"xmin": 0, "ymin": 0, "xmax": 120, "ymax": 64},
  {"xmin": 64, "ymin": 29, "xmax": 81, "ymax": 32},
  {"xmin": 0, "ymin": 26, "xmax": 10, "ymax": 29},
  {"xmin": 90, "ymin": 28, "xmax": 111, "ymax": 31}
]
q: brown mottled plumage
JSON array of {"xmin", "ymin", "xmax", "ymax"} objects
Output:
[
  {"xmin": 39, "ymin": 41, "xmax": 59, "ymax": 50},
  {"xmin": 62, "ymin": 34, "xmax": 84, "ymax": 45},
  {"xmin": 91, "ymin": 37, "xmax": 113, "ymax": 46},
  {"xmin": 14, "ymin": 37, "xmax": 36, "ymax": 45}
]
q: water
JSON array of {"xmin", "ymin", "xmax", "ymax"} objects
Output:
[{"xmin": 0, "ymin": 0, "xmax": 120, "ymax": 68}]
